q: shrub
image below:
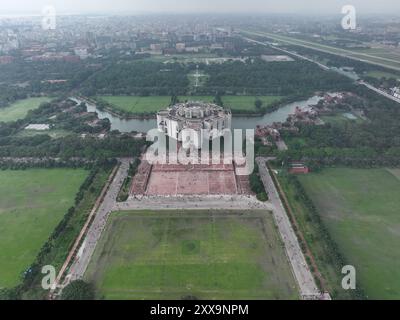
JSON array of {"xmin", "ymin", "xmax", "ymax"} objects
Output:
[{"xmin": 60, "ymin": 280, "xmax": 95, "ymax": 300}]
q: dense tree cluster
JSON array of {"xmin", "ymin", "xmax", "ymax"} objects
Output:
[
  {"xmin": 81, "ymin": 61, "xmax": 189, "ymax": 96},
  {"xmin": 0, "ymin": 134, "xmax": 147, "ymax": 159},
  {"xmin": 0, "ymin": 85, "xmax": 33, "ymax": 108},
  {"xmin": 249, "ymin": 162, "xmax": 269, "ymax": 201},
  {"xmin": 202, "ymin": 59, "xmax": 352, "ymax": 95},
  {"xmin": 0, "ymin": 59, "xmax": 96, "ymax": 93},
  {"xmin": 280, "ymin": 86, "xmax": 400, "ymax": 167}
]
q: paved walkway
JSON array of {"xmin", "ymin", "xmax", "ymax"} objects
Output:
[
  {"xmin": 256, "ymin": 157, "xmax": 323, "ymax": 299},
  {"xmin": 62, "ymin": 158, "xmax": 131, "ymax": 285},
  {"xmin": 59, "ymin": 156, "xmax": 324, "ymax": 299},
  {"xmin": 118, "ymin": 194, "xmax": 273, "ymax": 211},
  {"xmin": 61, "ymin": 159, "xmax": 271, "ymax": 288}
]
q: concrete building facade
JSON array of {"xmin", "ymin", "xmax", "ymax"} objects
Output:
[{"xmin": 157, "ymin": 101, "xmax": 232, "ymax": 149}]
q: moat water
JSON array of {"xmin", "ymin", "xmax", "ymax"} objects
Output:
[{"xmin": 72, "ymin": 95, "xmax": 324, "ymax": 133}]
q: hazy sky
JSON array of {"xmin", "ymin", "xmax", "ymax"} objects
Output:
[{"xmin": 1, "ymin": 0, "xmax": 400, "ymax": 15}]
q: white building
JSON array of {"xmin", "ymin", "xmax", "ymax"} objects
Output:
[
  {"xmin": 74, "ymin": 47, "xmax": 89, "ymax": 59},
  {"xmin": 157, "ymin": 101, "xmax": 232, "ymax": 149},
  {"xmin": 391, "ymin": 87, "xmax": 400, "ymax": 99}
]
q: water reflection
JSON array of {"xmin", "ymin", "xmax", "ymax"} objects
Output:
[{"xmin": 71, "ymin": 95, "xmax": 324, "ymax": 133}]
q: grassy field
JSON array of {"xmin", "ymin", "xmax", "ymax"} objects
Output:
[
  {"xmin": 352, "ymin": 48, "xmax": 400, "ymax": 61},
  {"xmin": 364, "ymin": 70, "xmax": 400, "ymax": 80},
  {"xmin": 222, "ymin": 96, "xmax": 282, "ymax": 112},
  {"xmin": 298, "ymin": 168, "xmax": 400, "ymax": 299},
  {"xmin": 321, "ymin": 113, "xmax": 363, "ymax": 125},
  {"xmin": 97, "ymin": 96, "xmax": 171, "ymax": 114},
  {"xmin": 97, "ymin": 95, "xmax": 283, "ymax": 114},
  {"xmin": 85, "ymin": 210, "xmax": 298, "ymax": 300},
  {"xmin": 0, "ymin": 97, "xmax": 51, "ymax": 122},
  {"xmin": 0, "ymin": 168, "xmax": 88, "ymax": 289}
]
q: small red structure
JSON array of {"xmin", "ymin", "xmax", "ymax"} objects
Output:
[{"xmin": 289, "ymin": 163, "xmax": 309, "ymax": 174}]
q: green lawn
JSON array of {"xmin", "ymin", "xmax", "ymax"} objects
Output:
[
  {"xmin": 364, "ymin": 70, "xmax": 400, "ymax": 80},
  {"xmin": 180, "ymin": 95, "xmax": 214, "ymax": 103},
  {"xmin": 85, "ymin": 210, "xmax": 298, "ymax": 300},
  {"xmin": 0, "ymin": 168, "xmax": 88, "ymax": 289},
  {"xmin": 97, "ymin": 96, "xmax": 171, "ymax": 114},
  {"xmin": 321, "ymin": 113, "xmax": 363, "ymax": 125},
  {"xmin": 97, "ymin": 95, "xmax": 283, "ymax": 115},
  {"xmin": 298, "ymin": 168, "xmax": 400, "ymax": 299},
  {"xmin": 222, "ymin": 96, "xmax": 282, "ymax": 112},
  {"xmin": 0, "ymin": 97, "xmax": 52, "ymax": 122}
]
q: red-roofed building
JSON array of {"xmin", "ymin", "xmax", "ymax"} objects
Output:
[{"xmin": 289, "ymin": 163, "xmax": 310, "ymax": 174}]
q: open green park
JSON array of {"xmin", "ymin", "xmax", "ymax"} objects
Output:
[
  {"xmin": 0, "ymin": 97, "xmax": 52, "ymax": 122},
  {"xmin": 296, "ymin": 168, "xmax": 400, "ymax": 299},
  {"xmin": 0, "ymin": 168, "xmax": 88, "ymax": 289},
  {"xmin": 85, "ymin": 210, "xmax": 298, "ymax": 300},
  {"xmin": 96, "ymin": 95, "xmax": 283, "ymax": 114}
]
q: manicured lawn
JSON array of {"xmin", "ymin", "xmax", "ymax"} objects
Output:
[
  {"xmin": 180, "ymin": 95, "xmax": 214, "ymax": 103},
  {"xmin": 97, "ymin": 95, "xmax": 283, "ymax": 115},
  {"xmin": 321, "ymin": 113, "xmax": 363, "ymax": 125},
  {"xmin": 222, "ymin": 96, "xmax": 283, "ymax": 111},
  {"xmin": 85, "ymin": 210, "xmax": 298, "ymax": 300},
  {"xmin": 97, "ymin": 96, "xmax": 171, "ymax": 114},
  {"xmin": 0, "ymin": 168, "xmax": 88, "ymax": 289},
  {"xmin": 0, "ymin": 97, "xmax": 52, "ymax": 122},
  {"xmin": 298, "ymin": 168, "xmax": 400, "ymax": 299}
]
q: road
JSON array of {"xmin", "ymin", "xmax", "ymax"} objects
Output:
[
  {"xmin": 61, "ymin": 158, "xmax": 131, "ymax": 286},
  {"xmin": 241, "ymin": 30, "xmax": 400, "ymax": 72},
  {"xmin": 256, "ymin": 157, "xmax": 324, "ymax": 299},
  {"xmin": 243, "ymin": 36, "xmax": 400, "ymax": 105},
  {"xmin": 359, "ymin": 80, "xmax": 400, "ymax": 104},
  {"xmin": 243, "ymin": 36, "xmax": 330, "ymax": 71}
]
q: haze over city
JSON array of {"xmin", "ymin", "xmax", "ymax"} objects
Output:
[
  {"xmin": 1, "ymin": 0, "xmax": 400, "ymax": 15},
  {"xmin": 1, "ymin": 0, "xmax": 400, "ymax": 307}
]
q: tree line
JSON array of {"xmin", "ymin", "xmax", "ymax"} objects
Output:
[{"xmin": 280, "ymin": 85, "xmax": 400, "ymax": 167}]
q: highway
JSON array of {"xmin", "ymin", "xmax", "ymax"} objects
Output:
[
  {"xmin": 243, "ymin": 35, "xmax": 400, "ymax": 105},
  {"xmin": 241, "ymin": 29, "xmax": 400, "ymax": 72},
  {"xmin": 359, "ymin": 80, "xmax": 400, "ymax": 104}
]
